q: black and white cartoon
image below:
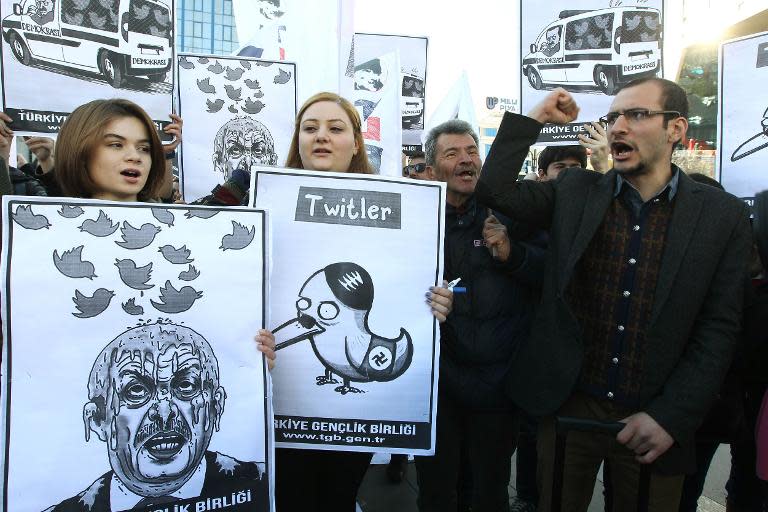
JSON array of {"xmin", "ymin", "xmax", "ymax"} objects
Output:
[
  {"xmin": 45, "ymin": 321, "xmax": 266, "ymax": 511},
  {"xmin": 159, "ymin": 244, "xmax": 193, "ymax": 264},
  {"xmin": 212, "ymin": 117, "xmax": 278, "ymax": 180},
  {"xmin": 114, "ymin": 258, "xmax": 154, "ymax": 290},
  {"xmin": 273, "ymin": 262, "xmax": 413, "ymax": 395},
  {"xmin": 731, "ymin": 105, "xmax": 768, "ymax": 161},
  {"xmin": 1, "ymin": 0, "xmax": 173, "ymax": 89},
  {"xmin": 59, "ymin": 205, "xmax": 85, "ymax": 219},
  {"xmin": 151, "ymin": 207, "xmax": 175, "ymax": 227},
  {"xmin": 522, "ymin": 6, "xmax": 661, "ymax": 95},
  {"xmin": 354, "ymin": 58, "xmax": 386, "ymax": 92}
]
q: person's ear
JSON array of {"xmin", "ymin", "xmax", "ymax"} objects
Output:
[
  {"xmin": 83, "ymin": 402, "xmax": 107, "ymax": 442},
  {"xmin": 426, "ymin": 165, "xmax": 437, "ymax": 180},
  {"xmin": 668, "ymin": 116, "xmax": 688, "ymax": 146},
  {"xmin": 212, "ymin": 387, "xmax": 227, "ymax": 432}
]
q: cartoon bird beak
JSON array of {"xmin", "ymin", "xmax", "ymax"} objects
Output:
[{"xmin": 273, "ymin": 313, "xmax": 325, "ymax": 350}]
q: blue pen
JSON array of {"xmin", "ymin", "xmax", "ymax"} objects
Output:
[{"xmin": 452, "ymin": 286, "xmax": 467, "ymax": 294}]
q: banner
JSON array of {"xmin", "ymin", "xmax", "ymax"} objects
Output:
[
  {"xmin": 717, "ymin": 31, "xmax": 768, "ymax": 204},
  {"xmin": 354, "ymin": 33, "xmax": 428, "ymax": 151},
  {"xmin": 177, "ymin": 53, "xmax": 296, "ymax": 202},
  {"xmin": 251, "ymin": 168, "xmax": 445, "ymax": 454},
  {"xmin": 352, "ymin": 51, "xmax": 402, "ymax": 176},
  {"xmin": 0, "ymin": 0, "xmax": 175, "ymax": 134},
  {"xmin": 519, "ymin": 0, "xmax": 664, "ymax": 144},
  {"xmin": 0, "ymin": 198, "xmax": 273, "ymax": 511}
]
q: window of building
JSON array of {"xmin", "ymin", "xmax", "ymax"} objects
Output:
[{"xmin": 177, "ymin": 0, "xmax": 239, "ymax": 55}]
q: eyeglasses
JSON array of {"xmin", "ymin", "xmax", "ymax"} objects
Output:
[
  {"xmin": 599, "ymin": 109, "xmax": 682, "ymax": 126},
  {"xmin": 402, "ymin": 163, "xmax": 426, "ymax": 176}
]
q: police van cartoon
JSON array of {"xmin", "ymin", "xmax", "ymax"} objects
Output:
[
  {"xmin": 401, "ymin": 71, "xmax": 424, "ymax": 130},
  {"xmin": 522, "ymin": 7, "xmax": 661, "ymax": 95},
  {"xmin": 2, "ymin": 0, "xmax": 172, "ymax": 89}
]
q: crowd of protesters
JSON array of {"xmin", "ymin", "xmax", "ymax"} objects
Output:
[{"xmin": 1, "ymin": 75, "xmax": 767, "ymax": 512}]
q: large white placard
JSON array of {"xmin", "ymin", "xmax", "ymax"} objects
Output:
[
  {"xmin": 0, "ymin": 0, "xmax": 175, "ymax": 134},
  {"xmin": 354, "ymin": 33, "xmax": 428, "ymax": 151},
  {"xmin": 717, "ymin": 31, "xmax": 768, "ymax": 202},
  {"xmin": 252, "ymin": 168, "xmax": 445, "ymax": 454},
  {"xmin": 1, "ymin": 198, "xmax": 273, "ymax": 511},
  {"xmin": 520, "ymin": 1, "xmax": 664, "ymax": 144},
  {"xmin": 177, "ymin": 53, "xmax": 296, "ymax": 202}
]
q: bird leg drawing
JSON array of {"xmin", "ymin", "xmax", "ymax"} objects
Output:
[{"xmin": 272, "ymin": 262, "xmax": 413, "ymax": 395}]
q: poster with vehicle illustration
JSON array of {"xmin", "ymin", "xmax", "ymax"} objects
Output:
[
  {"xmin": 520, "ymin": 1, "xmax": 664, "ymax": 144},
  {"xmin": 0, "ymin": 197, "xmax": 273, "ymax": 511},
  {"xmin": 354, "ymin": 33, "xmax": 428, "ymax": 152},
  {"xmin": 0, "ymin": 0, "xmax": 174, "ymax": 134},
  {"xmin": 251, "ymin": 168, "xmax": 445, "ymax": 454},
  {"xmin": 717, "ymin": 31, "xmax": 768, "ymax": 203}
]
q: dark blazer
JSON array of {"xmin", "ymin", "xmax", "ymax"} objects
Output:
[{"xmin": 475, "ymin": 112, "xmax": 752, "ymax": 473}]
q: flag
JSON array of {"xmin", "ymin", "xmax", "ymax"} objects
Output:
[
  {"xmin": 422, "ymin": 71, "xmax": 478, "ymax": 142},
  {"xmin": 352, "ymin": 51, "xmax": 403, "ymax": 177},
  {"xmin": 233, "ymin": 0, "xmax": 355, "ymax": 105}
]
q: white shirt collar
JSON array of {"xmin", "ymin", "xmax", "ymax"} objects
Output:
[{"xmin": 109, "ymin": 455, "xmax": 207, "ymax": 511}]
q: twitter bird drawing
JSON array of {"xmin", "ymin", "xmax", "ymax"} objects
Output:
[
  {"xmin": 220, "ymin": 221, "xmax": 255, "ymax": 251},
  {"xmin": 151, "ymin": 281, "xmax": 203, "ymax": 314},
  {"xmin": 72, "ymin": 288, "xmax": 115, "ymax": 318},
  {"xmin": 58, "ymin": 205, "xmax": 84, "ymax": 218},
  {"xmin": 159, "ymin": 244, "xmax": 194, "ymax": 264},
  {"xmin": 53, "ymin": 246, "xmax": 97, "ymax": 279},
  {"xmin": 196, "ymin": 77, "xmax": 216, "ymax": 94},
  {"xmin": 206, "ymin": 98, "xmax": 225, "ymax": 113},
  {"xmin": 115, "ymin": 259, "xmax": 154, "ymax": 290},
  {"xmin": 12, "ymin": 204, "xmax": 51, "ymax": 230},
  {"xmin": 151, "ymin": 208, "xmax": 175, "ymax": 227},
  {"xmin": 79, "ymin": 210, "xmax": 118, "ymax": 237},
  {"xmin": 122, "ymin": 298, "xmax": 144, "ymax": 316},
  {"xmin": 184, "ymin": 209, "xmax": 219, "ymax": 219},
  {"xmin": 224, "ymin": 84, "xmax": 242, "ymax": 102},
  {"xmin": 242, "ymin": 98, "xmax": 265, "ymax": 115},
  {"xmin": 224, "ymin": 66, "xmax": 244, "ymax": 81},
  {"xmin": 179, "ymin": 265, "xmax": 200, "ymax": 281},
  {"xmin": 273, "ymin": 262, "xmax": 413, "ymax": 394},
  {"xmin": 273, "ymin": 68, "xmax": 292, "ymax": 84},
  {"xmin": 115, "ymin": 222, "xmax": 161, "ymax": 249}
]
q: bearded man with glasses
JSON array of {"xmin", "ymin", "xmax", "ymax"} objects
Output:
[{"xmin": 476, "ymin": 77, "xmax": 751, "ymax": 512}]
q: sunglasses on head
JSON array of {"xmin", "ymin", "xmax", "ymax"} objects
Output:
[{"xmin": 402, "ymin": 163, "xmax": 426, "ymax": 176}]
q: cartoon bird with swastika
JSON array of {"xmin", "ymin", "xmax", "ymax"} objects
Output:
[{"xmin": 272, "ymin": 262, "xmax": 412, "ymax": 395}]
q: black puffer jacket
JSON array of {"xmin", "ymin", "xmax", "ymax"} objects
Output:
[{"xmin": 439, "ymin": 195, "xmax": 545, "ymax": 410}]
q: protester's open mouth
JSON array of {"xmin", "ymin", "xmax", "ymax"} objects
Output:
[
  {"xmin": 611, "ymin": 142, "xmax": 634, "ymax": 161},
  {"xmin": 121, "ymin": 169, "xmax": 142, "ymax": 181},
  {"xmin": 457, "ymin": 169, "xmax": 476, "ymax": 180},
  {"xmin": 144, "ymin": 433, "xmax": 186, "ymax": 459},
  {"xmin": 313, "ymin": 148, "xmax": 332, "ymax": 156}
]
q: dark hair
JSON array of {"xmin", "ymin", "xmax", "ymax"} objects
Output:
[
  {"xmin": 284, "ymin": 92, "xmax": 372, "ymax": 174},
  {"xmin": 403, "ymin": 149, "xmax": 425, "ymax": 159},
  {"xmin": 323, "ymin": 262, "xmax": 374, "ymax": 310},
  {"xmin": 617, "ymin": 77, "xmax": 689, "ymax": 124},
  {"xmin": 56, "ymin": 98, "xmax": 166, "ymax": 201},
  {"xmin": 424, "ymin": 119, "xmax": 479, "ymax": 166},
  {"xmin": 687, "ymin": 172, "xmax": 724, "ymax": 191},
  {"xmin": 355, "ymin": 58, "xmax": 382, "ymax": 75},
  {"xmin": 538, "ymin": 145, "xmax": 587, "ymax": 174}
]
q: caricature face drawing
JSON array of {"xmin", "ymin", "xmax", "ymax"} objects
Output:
[
  {"xmin": 27, "ymin": 0, "xmax": 55, "ymax": 24},
  {"xmin": 212, "ymin": 118, "xmax": 278, "ymax": 179},
  {"xmin": 354, "ymin": 59, "xmax": 386, "ymax": 92},
  {"xmin": 83, "ymin": 322, "xmax": 226, "ymax": 497}
]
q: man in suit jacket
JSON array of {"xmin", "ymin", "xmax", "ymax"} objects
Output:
[{"xmin": 475, "ymin": 78, "xmax": 751, "ymax": 511}]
